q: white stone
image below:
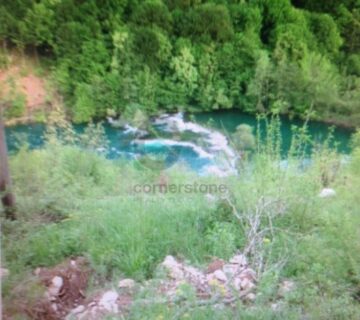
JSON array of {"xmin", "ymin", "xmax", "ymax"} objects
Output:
[
  {"xmin": 52, "ymin": 276, "xmax": 63, "ymax": 288},
  {"xmin": 161, "ymin": 256, "xmax": 184, "ymax": 280},
  {"xmin": 213, "ymin": 270, "xmax": 227, "ymax": 282},
  {"xmin": 118, "ymin": 279, "xmax": 135, "ymax": 289},
  {"xmin": 48, "ymin": 276, "xmax": 63, "ymax": 296},
  {"xmin": 222, "ymin": 264, "xmax": 239, "ymax": 275},
  {"xmin": 319, "ymin": 188, "xmax": 336, "ymax": 198},
  {"xmin": 51, "ymin": 303, "xmax": 58, "ymax": 312},
  {"xmin": 239, "ymin": 268, "xmax": 257, "ymax": 281},
  {"xmin": 229, "ymin": 254, "xmax": 247, "ymax": 266},
  {"xmin": 240, "ymin": 278, "xmax": 255, "ymax": 291},
  {"xmin": 71, "ymin": 305, "xmax": 85, "ymax": 314},
  {"xmin": 99, "ymin": 291, "xmax": 119, "ymax": 313},
  {"xmin": 184, "ymin": 265, "xmax": 205, "ymax": 284},
  {"xmin": 232, "ymin": 277, "xmax": 242, "ymax": 291},
  {"xmin": 245, "ymin": 293, "xmax": 256, "ymax": 301}
]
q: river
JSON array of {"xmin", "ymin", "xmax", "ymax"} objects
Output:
[{"xmin": 5, "ymin": 110, "xmax": 353, "ymax": 176}]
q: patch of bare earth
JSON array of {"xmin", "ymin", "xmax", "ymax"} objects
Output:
[
  {"xmin": 0, "ymin": 66, "xmax": 46, "ymax": 109},
  {"xmin": 3, "ymin": 257, "xmax": 90, "ymax": 320},
  {"xmin": 0, "ymin": 54, "xmax": 57, "ymax": 125}
]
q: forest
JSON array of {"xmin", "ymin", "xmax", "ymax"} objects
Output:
[{"xmin": 1, "ymin": 0, "xmax": 360, "ymax": 125}]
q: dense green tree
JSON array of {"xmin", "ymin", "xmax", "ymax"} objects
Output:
[
  {"xmin": 170, "ymin": 46, "xmax": 198, "ymax": 96},
  {"xmin": 134, "ymin": 67, "xmax": 158, "ymax": 113},
  {"xmin": 132, "ymin": 0, "xmax": 172, "ymax": 31},
  {"xmin": 1, "ymin": 0, "xmax": 360, "ymax": 125},
  {"xmin": 307, "ymin": 12, "xmax": 343, "ymax": 57},
  {"xmin": 22, "ymin": 1, "xmax": 56, "ymax": 48},
  {"xmin": 133, "ymin": 27, "xmax": 172, "ymax": 70},
  {"xmin": 185, "ymin": 3, "xmax": 234, "ymax": 42},
  {"xmin": 336, "ymin": 5, "xmax": 360, "ymax": 53},
  {"xmin": 247, "ymin": 51, "xmax": 273, "ymax": 112}
]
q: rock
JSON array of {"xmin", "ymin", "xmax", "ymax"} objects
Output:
[
  {"xmin": 319, "ymin": 188, "xmax": 336, "ymax": 198},
  {"xmin": 157, "ymin": 253, "xmax": 257, "ymax": 304},
  {"xmin": 48, "ymin": 276, "xmax": 64, "ymax": 297},
  {"xmin": 240, "ymin": 278, "xmax": 255, "ymax": 291},
  {"xmin": 99, "ymin": 290, "xmax": 119, "ymax": 313},
  {"xmin": 206, "ymin": 259, "xmax": 224, "ymax": 274},
  {"xmin": 232, "ymin": 277, "xmax": 242, "ymax": 291},
  {"xmin": 239, "ymin": 268, "xmax": 257, "ymax": 282},
  {"xmin": 229, "ymin": 254, "xmax": 247, "ymax": 266},
  {"xmin": 222, "ymin": 263, "xmax": 239, "ymax": 275},
  {"xmin": 213, "ymin": 270, "xmax": 227, "ymax": 282},
  {"xmin": 183, "ymin": 265, "xmax": 206, "ymax": 286},
  {"xmin": 51, "ymin": 303, "xmax": 58, "ymax": 312},
  {"xmin": 70, "ymin": 305, "xmax": 85, "ymax": 315},
  {"xmin": 245, "ymin": 293, "xmax": 256, "ymax": 301},
  {"xmin": 118, "ymin": 279, "xmax": 136, "ymax": 289},
  {"xmin": 161, "ymin": 256, "xmax": 184, "ymax": 280}
]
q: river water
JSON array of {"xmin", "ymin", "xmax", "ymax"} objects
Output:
[{"xmin": 5, "ymin": 111, "xmax": 353, "ymax": 176}]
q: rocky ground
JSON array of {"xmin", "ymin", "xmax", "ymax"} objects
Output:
[{"xmin": 2, "ymin": 253, "xmax": 295, "ymax": 319}]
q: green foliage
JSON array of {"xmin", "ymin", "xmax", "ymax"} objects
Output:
[
  {"xmin": 337, "ymin": 5, "xmax": 360, "ymax": 54},
  {"xmin": 347, "ymin": 53, "xmax": 360, "ymax": 76},
  {"xmin": 0, "ymin": 49, "xmax": 10, "ymax": 68},
  {"xmin": 307, "ymin": 12, "xmax": 342, "ymax": 57},
  {"xmin": 1, "ymin": 77, "xmax": 26, "ymax": 119},
  {"xmin": 188, "ymin": 3, "xmax": 234, "ymax": 42},
  {"xmin": 4, "ymin": 93, "xmax": 26, "ymax": 119},
  {"xmin": 1, "ymin": 0, "xmax": 360, "ymax": 125},
  {"xmin": 247, "ymin": 50, "xmax": 273, "ymax": 112},
  {"xmin": 205, "ymin": 222, "xmax": 237, "ymax": 259},
  {"xmin": 170, "ymin": 46, "xmax": 198, "ymax": 95},
  {"xmin": 232, "ymin": 124, "xmax": 256, "ymax": 153},
  {"xmin": 131, "ymin": 0, "xmax": 172, "ymax": 31},
  {"xmin": 73, "ymin": 83, "xmax": 97, "ymax": 123},
  {"xmin": 22, "ymin": 1, "xmax": 56, "ymax": 46},
  {"xmin": 133, "ymin": 27, "xmax": 172, "ymax": 70}
]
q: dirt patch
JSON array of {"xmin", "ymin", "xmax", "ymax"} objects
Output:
[
  {"xmin": 3, "ymin": 257, "xmax": 90, "ymax": 320},
  {"xmin": 0, "ymin": 65, "xmax": 47, "ymax": 111}
]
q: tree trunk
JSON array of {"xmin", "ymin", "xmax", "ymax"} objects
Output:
[{"xmin": 0, "ymin": 112, "xmax": 16, "ymax": 220}]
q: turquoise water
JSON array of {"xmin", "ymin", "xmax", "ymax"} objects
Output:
[
  {"xmin": 192, "ymin": 111, "xmax": 353, "ymax": 154},
  {"xmin": 5, "ymin": 111, "xmax": 353, "ymax": 173}
]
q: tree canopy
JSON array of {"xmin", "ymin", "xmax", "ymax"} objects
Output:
[{"xmin": 1, "ymin": 0, "xmax": 360, "ymax": 125}]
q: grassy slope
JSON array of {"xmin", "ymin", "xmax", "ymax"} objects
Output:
[{"xmin": 2, "ymin": 129, "xmax": 360, "ymax": 319}]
